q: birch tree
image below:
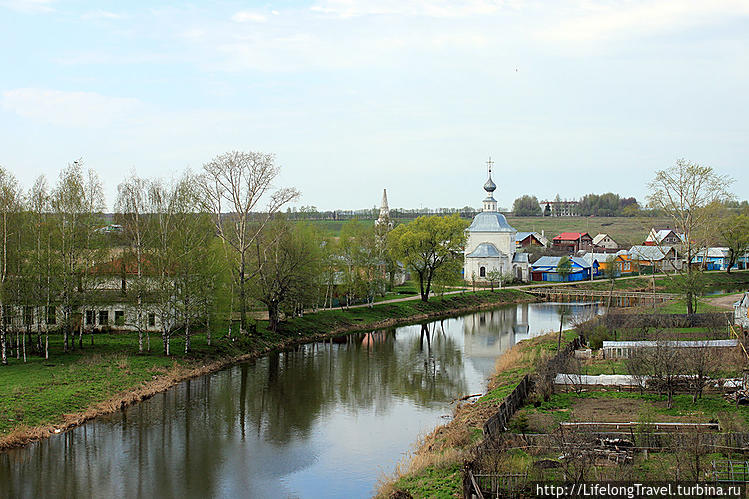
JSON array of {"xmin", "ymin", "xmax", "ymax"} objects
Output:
[
  {"xmin": 0, "ymin": 167, "xmax": 22, "ymax": 365},
  {"xmin": 115, "ymin": 172, "xmax": 151, "ymax": 352},
  {"xmin": 647, "ymin": 159, "xmax": 733, "ymax": 313},
  {"xmin": 27, "ymin": 176, "xmax": 54, "ymax": 359},
  {"xmin": 200, "ymin": 151, "xmax": 299, "ymax": 333},
  {"xmin": 52, "ymin": 161, "xmax": 86, "ymax": 352}
]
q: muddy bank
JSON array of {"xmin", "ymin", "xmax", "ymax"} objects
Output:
[{"xmin": 0, "ymin": 292, "xmax": 536, "ymax": 452}]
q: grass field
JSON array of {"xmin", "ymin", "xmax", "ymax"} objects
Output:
[{"xmin": 302, "ymin": 216, "xmax": 673, "ymax": 247}]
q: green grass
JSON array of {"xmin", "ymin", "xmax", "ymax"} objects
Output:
[
  {"xmin": 527, "ymin": 391, "xmax": 749, "ymax": 427},
  {"xmin": 572, "ymin": 269, "xmax": 749, "ymax": 294},
  {"xmin": 654, "ymin": 298, "xmax": 726, "ymax": 314},
  {"xmin": 0, "ymin": 330, "xmax": 251, "ymax": 438},
  {"xmin": 0, "ymin": 288, "xmax": 532, "ymax": 441},
  {"xmin": 389, "ymin": 463, "xmax": 463, "ymax": 499},
  {"xmin": 303, "ymin": 216, "xmax": 673, "ymax": 248},
  {"xmin": 506, "ymin": 216, "xmax": 671, "ymax": 248}
]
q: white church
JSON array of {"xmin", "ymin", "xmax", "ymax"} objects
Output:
[{"xmin": 463, "ymin": 159, "xmax": 530, "ymax": 282}]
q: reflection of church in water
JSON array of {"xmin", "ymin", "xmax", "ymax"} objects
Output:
[{"xmin": 462, "ymin": 305, "xmax": 531, "ymax": 374}]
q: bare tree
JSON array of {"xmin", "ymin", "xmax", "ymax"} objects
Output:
[
  {"xmin": 647, "ymin": 342, "xmax": 685, "ymax": 409},
  {"xmin": 647, "ymin": 159, "xmax": 733, "ymax": 313},
  {"xmin": 682, "ymin": 344, "xmax": 715, "ymax": 403},
  {"xmin": 200, "ymin": 151, "xmax": 299, "ymax": 334}
]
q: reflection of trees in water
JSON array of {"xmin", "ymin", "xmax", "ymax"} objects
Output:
[
  {"xmin": 240, "ymin": 324, "xmax": 468, "ymax": 444},
  {"xmin": 0, "ymin": 317, "xmax": 475, "ymax": 498}
]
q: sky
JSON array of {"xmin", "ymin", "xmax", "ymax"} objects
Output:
[{"xmin": 1, "ymin": 0, "xmax": 748, "ymax": 212}]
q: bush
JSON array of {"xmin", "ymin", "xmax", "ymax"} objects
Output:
[{"xmin": 587, "ymin": 325, "xmax": 612, "ymax": 350}]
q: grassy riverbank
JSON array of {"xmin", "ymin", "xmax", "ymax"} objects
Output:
[
  {"xmin": 571, "ymin": 269, "xmax": 749, "ymax": 294},
  {"xmin": 379, "ymin": 329, "xmax": 577, "ymax": 498},
  {"xmin": 0, "ymin": 288, "xmax": 533, "ymax": 450}
]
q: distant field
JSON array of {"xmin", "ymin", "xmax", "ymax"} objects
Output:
[
  {"xmin": 505, "ymin": 216, "xmax": 672, "ymax": 247},
  {"xmin": 301, "ymin": 216, "xmax": 672, "ymax": 246}
]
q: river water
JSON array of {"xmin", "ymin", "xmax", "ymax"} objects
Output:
[{"xmin": 0, "ymin": 302, "xmax": 598, "ymax": 499}]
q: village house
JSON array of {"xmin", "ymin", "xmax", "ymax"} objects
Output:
[
  {"xmin": 691, "ymin": 247, "xmax": 749, "ymax": 271},
  {"xmin": 515, "ymin": 231, "xmax": 548, "ymax": 248},
  {"xmin": 581, "ymin": 251, "xmax": 634, "ymax": 276},
  {"xmin": 644, "ymin": 228, "xmax": 685, "ymax": 246},
  {"xmin": 628, "ymin": 245, "xmax": 683, "ymax": 272},
  {"xmin": 552, "ymin": 232, "xmax": 594, "ymax": 253},
  {"xmin": 530, "ymin": 256, "xmax": 597, "ymax": 282},
  {"xmin": 592, "ymin": 233, "xmax": 619, "ymax": 250}
]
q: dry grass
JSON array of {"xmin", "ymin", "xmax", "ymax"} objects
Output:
[{"xmin": 376, "ymin": 331, "xmax": 563, "ymax": 497}]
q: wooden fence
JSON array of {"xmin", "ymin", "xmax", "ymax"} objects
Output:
[
  {"xmin": 604, "ymin": 312, "xmax": 733, "ymax": 328},
  {"xmin": 482, "ymin": 337, "xmax": 582, "ymax": 442},
  {"xmin": 466, "ymin": 337, "xmax": 582, "ymax": 497}
]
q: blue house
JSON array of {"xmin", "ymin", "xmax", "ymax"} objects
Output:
[
  {"xmin": 530, "ymin": 256, "xmax": 597, "ymax": 282},
  {"xmin": 691, "ymin": 247, "xmax": 749, "ymax": 271}
]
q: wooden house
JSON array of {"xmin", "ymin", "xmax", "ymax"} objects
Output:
[{"xmin": 552, "ymin": 232, "xmax": 593, "ymax": 253}]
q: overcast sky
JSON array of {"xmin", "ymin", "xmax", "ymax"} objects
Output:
[{"xmin": 1, "ymin": 0, "xmax": 748, "ymax": 211}]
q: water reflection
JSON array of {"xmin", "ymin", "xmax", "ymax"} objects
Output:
[{"xmin": 0, "ymin": 302, "xmax": 599, "ymax": 499}]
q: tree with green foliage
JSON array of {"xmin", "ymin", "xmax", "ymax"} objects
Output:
[
  {"xmin": 115, "ymin": 171, "xmax": 151, "ymax": 352},
  {"xmin": 0, "ymin": 167, "xmax": 22, "ymax": 365},
  {"xmin": 200, "ymin": 151, "xmax": 299, "ymax": 334},
  {"xmin": 387, "ymin": 214, "xmax": 467, "ymax": 302},
  {"xmin": 26, "ymin": 176, "xmax": 54, "ymax": 359},
  {"xmin": 51, "ymin": 160, "xmax": 104, "ymax": 353},
  {"xmin": 647, "ymin": 159, "xmax": 733, "ymax": 314},
  {"xmin": 512, "ymin": 195, "xmax": 541, "ymax": 216},
  {"xmin": 718, "ymin": 212, "xmax": 749, "ymax": 273},
  {"xmin": 251, "ymin": 220, "xmax": 322, "ymax": 331},
  {"xmin": 556, "ymin": 256, "xmax": 572, "ymax": 282}
]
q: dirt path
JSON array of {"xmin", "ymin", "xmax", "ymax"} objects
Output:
[{"xmin": 704, "ymin": 292, "xmax": 744, "ymax": 310}]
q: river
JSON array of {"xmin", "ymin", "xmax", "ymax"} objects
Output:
[{"xmin": 0, "ymin": 301, "xmax": 598, "ymax": 498}]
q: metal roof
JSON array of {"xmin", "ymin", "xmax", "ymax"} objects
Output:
[
  {"xmin": 602, "ymin": 340, "xmax": 737, "ymax": 348},
  {"xmin": 466, "ymin": 211, "xmax": 516, "ymax": 233},
  {"xmin": 512, "ymin": 252, "xmax": 529, "ymax": 263},
  {"xmin": 628, "ymin": 245, "xmax": 674, "ymax": 261},
  {"xmin": 532, "ymin": 256, "xmax": 591, "ymax": 269},
  {"xmin": 465, "ymin": 242, "xmax": 503, "ymax": 258}
]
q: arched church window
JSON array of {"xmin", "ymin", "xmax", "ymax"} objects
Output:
[{"xmin": 479, "ymin": 266, "xmax": 486, "ymax": 277}]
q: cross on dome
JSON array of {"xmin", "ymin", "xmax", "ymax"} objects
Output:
[{"xmin": 483, "ymin": 156, "xmax": 497, "ymax": 194}]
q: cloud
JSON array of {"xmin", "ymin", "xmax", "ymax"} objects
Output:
[
  {"xmin": 1, "ymin": 88, "xmax": 141, "ymax": 127},
  {"xmin": 0, "ymin": 0, "xmax": 55, "ymax": 13},
  {"xmin": 309, "ymin": 0, "xmax": 507, "ymax": 18},
  {"xmin": 231, "ymin": 11, "xmax": 267, "ymax": 23},
  {"xmin": 81, "ymin": 10, "xmax": 122, "ymax": 20},
  {"xmin": 539, "ymin": 0, "xmax": 749, "ymax": 43}
]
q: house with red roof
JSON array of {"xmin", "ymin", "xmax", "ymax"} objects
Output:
[{"xmin": 552, "ymin": 232, "xmax": 593, "ymax": 253}]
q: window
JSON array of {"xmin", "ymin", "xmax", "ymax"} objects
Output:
[
  {"xmin": 86, "ymin": 310, "xmax": 94, "ymax": 326},
  {"xmin": 148, "ymin": 313, "xmax": 156, "ymax": 327},
  {"xmin": 46, "ymin": 306, "xmax": 56, "ymax": 325},
  {"xmin": 114, "ymin": 311, "xmax": 125, "ymax": 326},
  {"xmin": 98, "ymin": 310, "xmax": 109, "ymax": 326},
  {"xmin": 479, "ymin": 266, "xmax": 486, "ymax": 278}
]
